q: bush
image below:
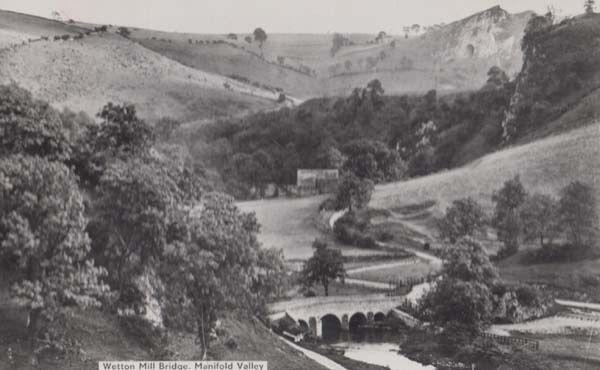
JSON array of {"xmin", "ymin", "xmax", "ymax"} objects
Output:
[
  {"xmin": 524, "ymin": 243, "xmax": 595, "ymax": 263},
  {"xmin": 375, "ymin": 229, "xmax": 394, "ymax": 242},
  {"xmin": 333, "ymin": 212, "xmax": 378, "ymax": 248},
  {"xmin": 318, "ymin": 197, "xmax": 337, "ymax": 211},
  {"xmin": 119, "ymin": 315, "xmax": 170, "ymax": 359},
  {"xmin": 515, "ymin": 285, "xmax": 540, "ymax": 307}
]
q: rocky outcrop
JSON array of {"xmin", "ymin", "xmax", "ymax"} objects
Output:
[{"xmin": 425, "ymin": 6, "xmax": 532, "ymax": 76}]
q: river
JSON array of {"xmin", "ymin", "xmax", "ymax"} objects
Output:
[{"xmin": 332, "ymin": 342, "xmax": 435, "ymax": 370}]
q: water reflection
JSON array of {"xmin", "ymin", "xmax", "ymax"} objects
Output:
[{"xmin": 332, "ymin": 342, "xmax": 436, "ymax": 370}]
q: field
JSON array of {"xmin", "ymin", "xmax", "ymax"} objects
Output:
[
  {"xmin": 237, "ymin": 195, "xmax": 389, "ymax": 260},
  {"xmin": 347, "ymin": 261, "xmax": 437, "ymax": 284}
]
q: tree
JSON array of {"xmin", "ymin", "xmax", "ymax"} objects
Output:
[
  {"xmin": 492, "ymin": 175, "xmax": 527, "ymax": 255},
  {"xmin": 331, "ymin": 33, "xmax": 348, "ymax": 56},
  {"xmin": 73, "ymin": 102, "xmax": 155, "ymax": 186},
  {"xmin": 162, "ymin": 193, "xmax": 263, "ymax": 358},
  {"xmin": 316, "ymin": 146, "xmax": 346, "ymax": 170},
  {"xmin": 154, "ymin": 116, "xmax": 181, "ymax": 142},
  {"xmin": 443, "ymin": 238, "xmax": 499, "ymax": 285},
  {"xmin": 486, "ymin": 66, "xmax": 509, "ymax": 87},
  {"xmin": 252, "ymin": 248, "xmax": 287, "ymax": 303},
  {"xmin": 117, "ymin": 27, "xmax": 130, "ymax": 38},
  {"xmin": 0, "ymin": 84, "xmax": 73, "ymax": 162},
  {"xmin": 585, "ymin": 0, "xmax": 596, "ymax": 14},
  {"xmin": 366, "ymin": 79, "xmax": 385, "ymax": 107},
  {"xmin": 420, "ymin": 239, "xmax": 497, "ymax": 334},
  {"xmin": 0, "ymin": 155, "xmax": 109, "ymax": 340},
  {"xmin": 253, "ymin": 27, "xmax": 267, "ymax": 48},
  {"xmin": 334, "ymin": 172, "xmax": 374, "ymax": 211},
  {"xmin": 301, "ymin": 240, "xmax": 345, "ymax": 296},
  {"xmin": 520, "ymin": 194, "xmax": 559, "ymax": 248},
  {"xmin": 558, "ymin": 181, "xmax": 598, "ymax": 247},
  {"xmin": 96, "ymin": 156, "xmax": 182, "ymax": 299},
  {"xmin": 344, "ymin": 60, "xmax": 353, "ymax": 72},
  {"xmin": 244, "ymin": 35, "xmax": 252, "ymax": 44},
  {"xmin": 437, "ymin": 198, "xmax": 487, "ymax": 243}
]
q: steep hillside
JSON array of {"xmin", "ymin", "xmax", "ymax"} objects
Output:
[
  {"xmin": 130, "ymin": 6, "xmax": 530, "ymax": 98},
  {"xmin": 0, "ymin": 10, "xmax": 282, "ymax": 122},
  {"xmin": 0, "ymin": 298, "xmax": 327, "ymax": 370},
  {"xmin": 503, "ymin": 13, "xmax": 600, "ymax": 142}
]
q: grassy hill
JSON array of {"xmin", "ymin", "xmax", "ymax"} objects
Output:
[
  {"xmin": 0, "ymin": 9, "xmax": 88, "ymax": 48},
  {"xmin": 0, "ymin": 10, "xmax": 283, "ymax": 123},
  {"xmin": 0, "ymin": 305, "xmax": 328, "ymax": 370},
  {"xmin": 128, "ymin": 6, "xmax": 530, "ymax": 99}
]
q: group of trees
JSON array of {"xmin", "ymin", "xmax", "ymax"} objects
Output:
[
  {"xmin": 437, "ymin": 175, "xmax": 598, "ymax": 260},
  {"xmin": 191, "ymin": 67, "xmax": 515, "ymax": 199},
  {"xmin": 0, "ymin": 84, "xmax": 284, "ymax": 357},
  {"xmin": 417, "ymin": 238, "xmax": 551, "ymax": 369}
]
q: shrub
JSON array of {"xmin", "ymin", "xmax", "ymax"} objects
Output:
[
  {"xmin": 333, "ymin": 212, "xmax": 378, "ymax": 248},
  {"xmin": 318, "ymin": 197, "xmax": 337, "ymax": 211},
  {"xmin": 515, "ymin": 285, "xmax": 540, "ymax": 307},
  {"xmin": 119, "ymin": 315, "xmax": 170, "ymax": 359}
]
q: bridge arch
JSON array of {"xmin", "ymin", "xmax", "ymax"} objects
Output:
[
  {"xmin": 349, "ymin": 312, "xmax": 368, "ymax": 332},
  {"xmin": 321, "ymin": 314, "xmax": 342, "ymax": 342},
  {"xmin": 374, "ymin": 312, "xmax": 386, "ymax": 322}
]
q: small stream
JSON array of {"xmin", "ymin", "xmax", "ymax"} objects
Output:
[{"xmin": 332, "ymin": 342, "xmax": 435, "ymax": 370}]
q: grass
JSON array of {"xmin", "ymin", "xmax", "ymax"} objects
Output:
[
  {"xmin": 237, "ymin": 195, "xmax": 389, "ymax": 260},
  {"xmin": 497, "ymin": 251, "xmax": 600, "ymax": 301},
  {"xmin": 0, "ymin": 297, "xmax": 328, "ymax": 370},
  {"xmin": 371, "ymin": 121, "xmax": 600, "ymax": 215},
  {"xmin": 347, "ymin": 261, "xmax": 436, "ymax": 284},
  {"xmin": 300, "ymin": 281, "xmax": 387, "ymax": 297},
  {"xmin": 0, "ymin": 11, "xmax": 280, "ymax": 123}
]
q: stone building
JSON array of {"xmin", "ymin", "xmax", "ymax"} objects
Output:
[{"xmin": 296, "ymin": 169, "xmax": 339, "ymax": 196}]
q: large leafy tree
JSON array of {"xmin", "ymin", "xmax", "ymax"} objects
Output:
[
  {"xmin": 520, "ymin": 193, "xmax": 559, "ymax": 248},
  {"xmin": 492, "ymin": 175, "xmax": 527, "ymax": 255},
  {"xmin": 0, "ymin": 84, "xmax": 73, "ymax": 162},
  {"xmin": 73, "ymin": 102, "xmax": 155, "ymax": 186},
  {"xmin": 334, "ymin": 172, "xmax": 374, "ymax": 211},
  {"xmin": 253, "ymin": 27, "xmax": 268, "ymax": 48},
  {"xmin": 162, "ymin": 193, "xmax": 265, "ymax": 358},
  {"xmin": 0, "ymin": 155, "xmax": 109, "ymax": 338},
  {"xmin": 301, "ymin": 240, "xmax": 346, "ymax": 296},
  {"xmin": 558, "ymin": 181, "xmax": 598, "ymax": 247},
  {"xmin": 342, "ymin": 139, "xmax": 405, "ymax": 182},
  {"xmin": 96, "ymin": 156, "xmax": 183, "ymax": 298},
  {"xmin": 420, "ymin": 239, "xmax": 497, "ymax": 335},
  {"xmin": 437, "ymin": 198, "xmax": 487, "ymax": 243}
]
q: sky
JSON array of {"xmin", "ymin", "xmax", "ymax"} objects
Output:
[{"xmin": 0, "ymin": 0, "xmax": 587, "ymax": 34}]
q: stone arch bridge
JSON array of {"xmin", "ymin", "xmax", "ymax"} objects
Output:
[{"xmin": 268, "ymin": 294, "xmax": 419, "ymax": 339}]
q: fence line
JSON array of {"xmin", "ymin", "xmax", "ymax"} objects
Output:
[{"xmin": 480, "ymin": 332, "xmax": 539, "ymax": 351}]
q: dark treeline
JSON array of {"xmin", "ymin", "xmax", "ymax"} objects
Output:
[{"xmin": 185, "ymin": 68, "xmax": 514, "ymax": 198}]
